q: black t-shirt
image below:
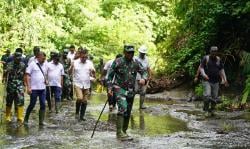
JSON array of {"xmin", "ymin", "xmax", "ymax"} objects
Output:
[{"xmin": 201, "ymin": 56, "xmax": 223, "ymax": 83}]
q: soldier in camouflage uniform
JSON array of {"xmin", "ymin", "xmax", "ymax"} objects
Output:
[
  {"xmin": 5, "ymin": 52, "xmax": 26, "ymax": 123},
  {"xmin": 61, "ymin": 49, "xmax": 73, "ymax": 101},
  {"xmin": 1, "ymin": 49, "xmax": 11, "ymax": 83},
  {"xmin": 107, "ymin": 45, "xmax": 148, "ymax": 140}
]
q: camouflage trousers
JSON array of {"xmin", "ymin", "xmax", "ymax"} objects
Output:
[
  {"xmin": 6, "ymin": 85, "xmax": 25, "ymax": 107},
  {"xmin": 113, "ymin": 86, "xmax": 135, "ymax": 117},
  {"xmin": 62, "ymin": 76, "xmax": 73, "ymax": 100}
]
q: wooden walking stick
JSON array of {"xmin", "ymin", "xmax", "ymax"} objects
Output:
[{"xmin": 91, "ymin": 98, "xmax": 108, "ymax": 138}]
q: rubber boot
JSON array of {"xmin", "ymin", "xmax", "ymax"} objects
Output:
[
  {"xmin": 203, "ymin": 96, "xmax": 210, "ymax": 112},
  {"xmin": 80, "ymin": 102, "xmax": 87, "ymax": 121},
  {"xmin": 139, "ymin": 96, "xmax": 146, "ymax": 109},
  {"xmin": 75, "ymin": 101, "xmax": 81, "ymax": 120},
  {"xmin": 55, "ymin": 102, "xmax": 60, "ymax": 114},
  {"xmin": 122, "ymin": 116, "xmax": 129, "ymax": 135},
  {"xmin": 17, "ymin": 106, "xmax": 24, "ymax": 124},
  {"xmin": 5, "ymin": 106, "xmax": 12, "ymax": 122},
  {"xmin": 39, "ymin": 110, "xmax": 45, "ymax": 126},
  {"xmin": 48, "ymin": 100, "xmax": 52, "ymax": 113},
  {"xmin": 116, "ymin": 115, "xmax": 131, "ymax": 141},
  {"xmin": 209, "ymin": 100, "xmax": 217, "ymax": 117},
  {"xmin": 122, "ymin": 116, "xmax": 133, "ymax": 140},
  {"xmin": 24, "ymin": 108, "xmax": 32, "ymax": 125}
]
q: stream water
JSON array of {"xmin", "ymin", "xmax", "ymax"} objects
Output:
[{"xmin": 0, "ymin": 90, "xmax": 250, "ymax": 148}]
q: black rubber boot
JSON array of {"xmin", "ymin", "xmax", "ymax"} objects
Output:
[
  {"xmin": 55, "ymin": 102, "xmax": 60, "ymax": 114},
  {"xmin": 80, "ymin": 102, "xmax": 87, "ymax": 121},
  {"xmin": 39, "ymin": 110, "xmax": 45, "ymax": 126},
  {"xmin": 24, "ymin": 108, "xmax": 32, "ymax": 125},
  {"xmin": 203, "ymin": 96, "xmax": 210, "ymax": 112},
  {"xmin": 75, "ymin": 101, "xmax": 81, "ymax": 119},
  {"xmin": 123, "ymin": 116, "xmax": 133, "ymax": 140},
  {"xmin": 209, "ymin": 99, "xmax": 217, "ymax": 117}
]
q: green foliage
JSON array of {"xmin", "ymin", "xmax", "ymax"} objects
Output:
[
  {"xmin": 0, "ymin": 0, "xmax": 249, "ymax": 84},
  {"xmin": 0, "ymin": 0, "xmax": 159, "ymax": 63},
  {"xmin": 241, "ymin": 75, "xmax": 250, "ymax": 104},
  {"xmin": 221, "ymin": 122, "xmax": 235, "ymax": 132},
  {"xmin": 217, "ymin": 95, "xmax": 239, "ymax": 111},
  {"xmin": 194, "ymin": 83, "xmax": 203, "ymax": 97}
]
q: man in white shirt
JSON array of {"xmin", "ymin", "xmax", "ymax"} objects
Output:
[
  {"xmin": 69, "ymin": 48, "xmax": 95, "ymax": 121},
  {"xmin": 24, "ymin": 51, "xmax": 48, "ymax": 126},
  {"xmin": 67, "ymin": 45, "xmax": 76, "ymax": 62},
  {"xmin": 27, "ymin": 46, "xmax": 40, "ymax": 66},
  {"xmin": 135, "ymin": 45, "xmax": 151, "ymax": 109},
  {"xmin": 47, "ymin": 53, "xmax": 64, "ymax": 113}
]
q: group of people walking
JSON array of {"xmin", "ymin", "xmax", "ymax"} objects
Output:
[
  {"xmin": 1, "ymin": 44, "xmax": 151, "ymax": 141},
  {"xmin": 1, "ymin": 43, "xmax": 228, "ymax": 141}
]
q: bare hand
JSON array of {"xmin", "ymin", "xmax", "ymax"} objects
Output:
[
  {"xmin": 194, "ymin": 77, "xmax": 198, "ymax": 83},
  {"xmin": 204, "ymin": 75, "xmax": 209, "ymax": 81},
  {"xmin": 108, "ymin": 89, "xmax": 113, "ymax": 97},
  {"xmin": 27, "ymin": 87, "xmax": 32, "ymax": 95},
  {"xmin": 224, "ymin": 81, "xmax": 229, "ymax": 87},
  {"xmin": 139, "ymin": 79, "xmax": 146, "ymax": 85}
]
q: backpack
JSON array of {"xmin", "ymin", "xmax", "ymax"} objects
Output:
[{"xmin": 204, "ymin": 55, "xmax": 221, "ymax": 69}]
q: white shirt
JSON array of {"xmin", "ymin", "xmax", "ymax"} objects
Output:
[
  {"xmin": 26, "ymin": 60, "xmax": 48, "ymax": 90},
  {"xmin": 67, "ymin": 51, "xmax": 76, "ymax": 62},
  {"xmin": 73, "ymin": 59, "xmax": 95, "ymax": 89},
  {"xmin": 103, "ymin": 59, "xmax": 114, "ymax": 79},
  {"xmin": 47, "ymin": 61, "xmax": 64, "ymax": 87},
  {"xmin": 27, "ymin": 56, "xmax": 36, "ymax": 66},
  {"xmin": 135, "ymin": 56, "xmax": 150, "ymax": 80}
]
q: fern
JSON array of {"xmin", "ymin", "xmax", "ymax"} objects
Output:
[{"xmin": 241, "ymin": 75, "xmax": 250, "ymax": 104}]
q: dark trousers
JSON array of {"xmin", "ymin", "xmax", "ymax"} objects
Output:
[
  {"xmin": 46, "ymin": 86, "xmax": 62, "ymax": 102},
  {"xmin": 26, "ymin": 90, "xmax": 46, "ymax": 114}
]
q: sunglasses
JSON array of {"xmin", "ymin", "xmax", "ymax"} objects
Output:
[{"xmin": 127, "ymin": 51, "xmax": 134, "ymax": 54}]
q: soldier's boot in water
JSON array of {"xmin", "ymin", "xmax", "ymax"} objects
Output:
[
  {"xmin": 122, "ymin": 116, "xmax": 133, "ymax": 140},
  {"xmin": 117, "ymin": 115, "xmax": 132, "ymax": 141},
  {"xmin": 17, "ymin": 106, "xmax": 24, "ymax": 124},
  {"xmin": 80, "ymin": 102, "xmax": 87, "ymax": 121},
  {"xmin": 5, "ymin": 106, "xmax": 12, "ymax": 122}
]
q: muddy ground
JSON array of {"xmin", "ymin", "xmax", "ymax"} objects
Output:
[{"xmin": 0, "ymin": 88, "xmax": 250, "ymax": 149}]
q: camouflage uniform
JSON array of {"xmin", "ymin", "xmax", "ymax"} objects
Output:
[
  {"xmin": 1, "ymin": 50, "xmax": 10, "ymax": 83},
  {"xmin": 62, "ymin": 51, "xmax": 73, "ymax": 101},
  {"xmin": 107, "ymin": 45, "xmax": 147, "ymax": 140},
  {"xmin": 5, "ymin": 52, "xmax": 26, "ymax": 123}
]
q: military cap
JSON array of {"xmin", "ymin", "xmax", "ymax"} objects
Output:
[{"xmin": 124, "ymin": 45, "xmax": 135, "ymax": 52}]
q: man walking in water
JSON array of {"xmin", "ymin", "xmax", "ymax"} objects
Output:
[
  {"xmin": 200, "ymin": 46, "xmax": 228, "ymax": 116},
  {"xmin": 135, "ymin": 45, "xmax": 151, "ymax": 109},
  {"xmin": 69, "ymin": 48, "xmax": 95, "ymax": 121},
  {"xmin": 24, "ymin": 52, "xmax": 48, "ymax": 126},
  {"xmin": 107, "ymin": 45, "xmax": 148, "ymax": 140}
]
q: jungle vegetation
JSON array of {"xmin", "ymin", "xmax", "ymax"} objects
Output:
[{"xmin": 0, "ymin": 0, "xmax": 250, "ymax": 105}]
